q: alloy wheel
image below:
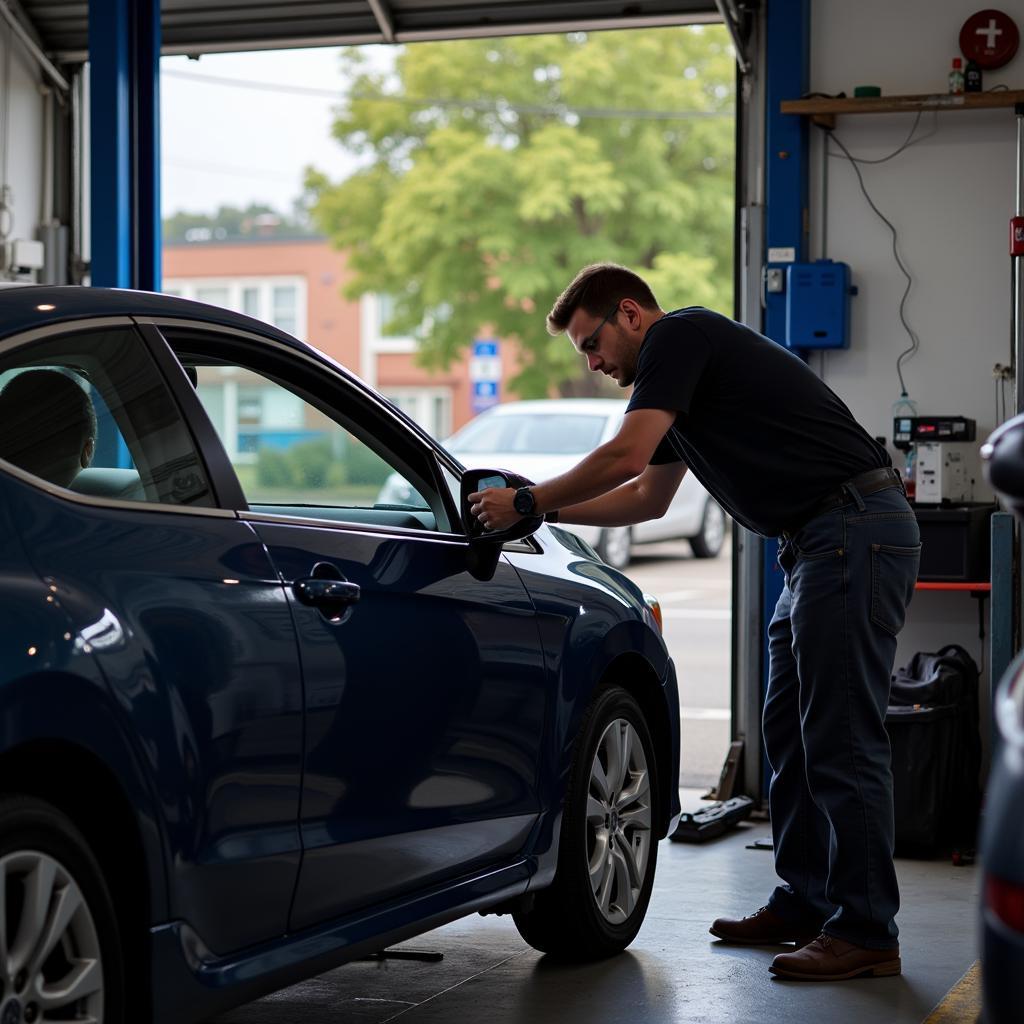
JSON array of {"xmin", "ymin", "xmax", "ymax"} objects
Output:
[
  {"xmin": 0, "ymin": 850, "xmax": 104, "ymax": 1023},
  {"xmin": 598, "ymin": 526, "xmax": 632, "ymax": 569},
  {"xmin": 702, "ymin": 501, "xmax": 725, "ymax": 554},
  {"xmin": 586, "ymin": 717, "xmax": 652, "ymax": 924}
]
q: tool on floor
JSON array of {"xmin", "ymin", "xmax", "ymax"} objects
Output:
[
  {"xmin": 671, "ymin": 795, "xmax": 754, "ymax": 842},
  {"xmin": 362, "ymin": 948, "xmax": 445, "ymax": 963}
]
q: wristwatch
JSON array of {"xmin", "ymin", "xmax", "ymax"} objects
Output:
[
  {"xmin": 545, "ymin": 510, "xmax": 559, "ymax": 524},
  {"xmin": 513, "ymin": 486, "xmax": 537, "ymax": 516}
]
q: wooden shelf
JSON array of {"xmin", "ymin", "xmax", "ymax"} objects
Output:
[{"xmin": 781, "ymin": 89, "xmax": 1024, "ymax": 128}]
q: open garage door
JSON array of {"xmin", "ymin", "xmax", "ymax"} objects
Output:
[
  {"xmin": 23, "ymin": 1, "xmax": 725, "ymax": 60},
  {"xmin": 16, "ymin": 0, "xmax": 765, "ymax": 800}
]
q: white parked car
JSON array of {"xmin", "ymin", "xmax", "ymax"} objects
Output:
[{"xmin": 378, "ymin": 399, "xmax": 726, "ymax": 569}]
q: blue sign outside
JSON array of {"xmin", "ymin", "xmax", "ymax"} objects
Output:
[
  {"xmin": 472, "ymin": 379, "xmax": 499, "ymax": 413},
  {"xmin": 471, "ymin": 339, "xmax": 501, "ymax": 412}
]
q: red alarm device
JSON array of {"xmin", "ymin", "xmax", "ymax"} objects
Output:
[{"xmin": 960, "ymin": 9, "xmax": 1019, "ymax": 69}]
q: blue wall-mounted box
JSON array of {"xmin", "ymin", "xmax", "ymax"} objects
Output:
[{"xmin": 784, "ymin": 259, "xmax": 852, "ymax": 349}]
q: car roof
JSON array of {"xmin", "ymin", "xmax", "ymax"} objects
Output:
[
  {"xmin": 0, "ymin": 285, "xmax": 455, "ymax": 459},
  {"xmin": 482, "ymin": 399, "xmax": 626, "ymax": 417},
  {"xmin": 0, "ymin": 285, "xmax": 305, "ymax": 352}
]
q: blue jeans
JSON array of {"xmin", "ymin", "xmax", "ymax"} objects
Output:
[{"xmin": 764, "ymin": 485, "xmax": 921, "ymax": 949}]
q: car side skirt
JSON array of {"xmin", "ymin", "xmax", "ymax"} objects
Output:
[{"xmin": 149, "ymin": 858, "xmax": 532, "ymax": 1024}]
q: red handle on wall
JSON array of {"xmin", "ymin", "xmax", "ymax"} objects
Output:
[{"xmin": 1012, "ymin": 215, "xmax": 1024, "ymax": 256}]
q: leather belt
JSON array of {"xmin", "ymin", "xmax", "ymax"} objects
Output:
[{"xmin": 783, "ymin": 467, "xmax": 905, "ymax": 537}]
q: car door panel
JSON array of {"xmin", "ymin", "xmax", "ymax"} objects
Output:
[
  {"xmin": 0, "ymin": 320, "xmax": 306, "ymax": 955},
  {"xmin": 10, "ymin": 484, "xmax": 304, "ymax": 955},
  {"xmin": 248, "ymin": 518, "xmax": 546, "ymax": 931}
]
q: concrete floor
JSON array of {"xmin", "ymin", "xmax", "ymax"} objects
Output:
[{"xmin": 210, "ymin": 813, "xmax": 979, "ymax": 1024}]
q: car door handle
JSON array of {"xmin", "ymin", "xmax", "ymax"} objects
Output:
[{"xmin": 294, "ymin": 578, "xmax": 361, "ymax": 607}]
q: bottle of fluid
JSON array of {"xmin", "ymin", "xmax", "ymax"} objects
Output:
[
  {"xmin": 904, "ymin": 446, "xmax": 916, "ymax": 501},
  {"xmin": 965, "ymin": 59, "xmax": 982, "ymax": 93},
  {"xmin": 949, "ymin": 57, "xmax": 965, "ymax": 95}
]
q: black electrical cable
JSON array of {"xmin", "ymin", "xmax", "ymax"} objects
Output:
[
  {"xmin": 828, "ymin": 129, "xmax": 921, "ymax": 396},
  {"xmin": 827, "ymin": 110, "xmax": 938, "ymax": 166}
]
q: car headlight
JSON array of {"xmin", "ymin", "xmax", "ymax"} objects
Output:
[{"xmin": 642, "ymin": 593, "xmax": 663, "ymax": 634}]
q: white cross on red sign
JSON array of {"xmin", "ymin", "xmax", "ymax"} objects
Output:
[
  {"xmin": 976, "ymin": 18, "xmax": 1003, "ymax": 48},
  {"xmin": 960, "ymin": 9, "xmax": 1019, "ymax": 68}
]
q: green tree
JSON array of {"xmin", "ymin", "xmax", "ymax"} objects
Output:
[{"xmin": 307, "ymin": 27, "xmax": 734, "ymax": 398}]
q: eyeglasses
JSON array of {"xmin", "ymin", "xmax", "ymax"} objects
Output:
[{"xmin": 578, "ymin": 303, "xmax": 619, "ymax": 354}]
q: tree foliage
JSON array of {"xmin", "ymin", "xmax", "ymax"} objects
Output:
[{"xmin": 307, "ymin": 27, "xmax": 735, "ymax": 397}]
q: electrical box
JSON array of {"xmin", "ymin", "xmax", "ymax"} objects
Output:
[
  {"xmin": 892, "ymin": 415, "xmax": 976, "ymax": 451},
  {"xmin": 5, "ymin": 239, "xmax": 45, "ymax": 274},
  {"xmin": 784, "ymin": 259, "xmax": 852, "ymax": 350},
  {"xmin": 915, "ymin": 442, "xmax": 975, "ymax": 504}
]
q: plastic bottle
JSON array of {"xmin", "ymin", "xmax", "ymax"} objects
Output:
[
  {"xmin": 904, "ymin": 446, "xmax": 916, "ymax": 501},
  {"xmin": 949, "ymin": 57, "xmax": 965, "ymax": 95},
  {"xmin": 965, "ymin": 59, "xmax": 982, "ymax": 93}
]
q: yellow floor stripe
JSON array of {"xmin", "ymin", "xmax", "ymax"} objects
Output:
[{"xmin": 922, "ymin": 961, "xmax": 982, "ymax": 1024}]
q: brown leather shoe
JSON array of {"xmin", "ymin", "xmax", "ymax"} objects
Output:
[
  {"xmin": 769, "ymin": 934, "xmax": 901, "ymax": 981},
  {"xmin": 709, "ymin": 906, "xmax": 820, "ymax": 946}
]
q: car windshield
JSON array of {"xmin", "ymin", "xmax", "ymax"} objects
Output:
[{"xmin": 449, "ymin": 413, "xmax": 609, "ymax": 455}]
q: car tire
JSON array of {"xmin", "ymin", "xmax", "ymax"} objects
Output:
[
  {"xmin": 513, "ymin": 684, "xmax": 659, "ymax": 960},
  {"xmin": 596, "ymin": 526, "xmax": 632, "ymax": 569},
  {"xmin": 689, "ymin": 499, "xmax": 725, "ymax": 559},
  {"xmin": 0, "ymin": 795, "xmax": 125, "ymax": 1024}
]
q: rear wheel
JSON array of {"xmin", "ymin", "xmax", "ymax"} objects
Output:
[
  {"xmin": 689, "ymin": 499, "xmax": 725, "ymax": 559},
  {"xmin": 513, "ymin": 685, "xmax": 659, "ymax": 959},
  {"xmin": 596, "ymin": 526, "xmax": 632, "ymax": 570},
  {"xmin": 0, "ymin": 796, "xmax": 124, "ymax": 1024}
]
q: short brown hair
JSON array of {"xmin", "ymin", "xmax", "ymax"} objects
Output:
[{"xmin": 546, "ymin": 263, "xmax": 660, "ymax": 335}]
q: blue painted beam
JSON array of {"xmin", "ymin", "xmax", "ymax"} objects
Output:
[
  {"xmin": 89, "ymin": 0, "xmax": 161, "ymax": 290},
  {"xmin": 991, "ymin": 512, "xmax": 1016, "ymax": 726},
  {"xmin": 760, "ymin": 0, "xmax": 810, "ymax": 797}
]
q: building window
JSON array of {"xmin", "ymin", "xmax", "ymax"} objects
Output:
[
  {"xmin": 382, "ymin": 388, "xmax": 452, "ymax": 440},
  {"xmin": 241, "ymin": 286, "xmax": 260, "ymax": 317},
  {"xmin": 196, "ymin": 286, "xmax": 230, "ymax": 308},
  {"xmin": 272, "ymin": 285, "xmax": 298, "ymax": 334},
  {"xmin": 163, "ymin": 277, "xmax": 307, "ymax": 340}
]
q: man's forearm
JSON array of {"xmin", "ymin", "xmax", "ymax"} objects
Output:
[
  {"xmin": 558, "ymin": 479, "xmax": 657, "ymax": 527},
  {"xmin": 531, "ymin": 440, "xmax": 645, "ymax": 515}
]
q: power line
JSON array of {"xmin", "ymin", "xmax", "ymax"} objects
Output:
[
  {"xmin": 165, "ymin": 156, "xmax": 301, "ymax": 183},
  {"xmin": 162, "ymin": 67, "xmax": 733, "ymax": 121}
]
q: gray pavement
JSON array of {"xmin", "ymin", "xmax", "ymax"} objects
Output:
[{"xmin": 621, "ymin": 534, "xmax": 733, "ymax": 789}]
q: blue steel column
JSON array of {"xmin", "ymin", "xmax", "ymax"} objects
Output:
[
  {"xmin": 89, "ymin": 0, "xmax": 161, "ymax": 291},
  {"xmin": 760, "ymin": 0, "xmax": 810, "ymax": 796}
]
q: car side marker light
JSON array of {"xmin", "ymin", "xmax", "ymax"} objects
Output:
[
  {"xmin": 643, "ymin": 594, "xmax": 663, "ymax": 634},
  {"xmin": 986, "ymin": 874, "xmax": 1024, "ymax": 932}
]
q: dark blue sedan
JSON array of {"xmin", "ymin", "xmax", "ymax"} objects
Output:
[
  {"xmin": 0, "ymin": 287, "xmax": 680, "ymax": 1024},
  {"xmin": 981, "ymin": 412, "xmax": 1024, "ymax": 1023}
]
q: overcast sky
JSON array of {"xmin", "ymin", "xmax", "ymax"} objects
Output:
[{"xmin": 160, "ymin": 46, "xmax": 373, "ymax": 218}]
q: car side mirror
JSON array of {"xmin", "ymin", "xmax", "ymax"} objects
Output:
[{"xmin": 461, "ymin": 468, "xmax": 543, "ymax": 581}]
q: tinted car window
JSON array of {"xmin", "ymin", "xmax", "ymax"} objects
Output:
[
  {"xmin": 0, "ymin": 327, "xmax": 214, "ymax": 507},
  {"xmin": 160, "ymin": 328, "xmax": 453, "ymax": 533},
  {"xmin": 450, "ymin": 413, "xmax": 608, "ymax": 455}
]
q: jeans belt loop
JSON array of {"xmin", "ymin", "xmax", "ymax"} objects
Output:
[{"xmin": 843, "ymin": 480, "xmax": 867, "ymax": 513}]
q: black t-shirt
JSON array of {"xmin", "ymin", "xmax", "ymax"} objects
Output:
[{"xmin": 625, "ymin": 307, "xmax": 890, "ymax": 538}]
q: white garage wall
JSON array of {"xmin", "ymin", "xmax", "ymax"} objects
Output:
[
  {"xmin": 0, "ymin": 25, "xmax": 46, "ymax": 280},
  {"xmin": 807, "ymin": 0, "xmax": 1018, "ymax": 735}
]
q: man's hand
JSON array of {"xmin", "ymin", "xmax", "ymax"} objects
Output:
[{"xmin": 468, "ymin": 487, "xmax": 520, "ymax": 532}]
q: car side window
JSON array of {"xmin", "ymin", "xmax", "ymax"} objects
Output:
[
  {"xmin": 0, "ymin": 326, "xmax": 215, "ymax": 507},
  {"xmin": 162, "ymin": 338, "xmax": 453, "ymax": 533}
]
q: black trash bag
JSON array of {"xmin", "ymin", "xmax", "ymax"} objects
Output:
[{"xmin": 886, "ymin": 644, "xmax": 982, "ymax": 854}]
